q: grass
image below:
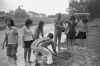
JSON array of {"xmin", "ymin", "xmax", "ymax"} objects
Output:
[{"xmin": 0, "ymin": 18, "xmax": 100, "ymax": 66}]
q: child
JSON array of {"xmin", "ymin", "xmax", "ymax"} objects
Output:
[
  {"xmin": 22, "ymin": 19, "xmax": 34, "ymax": 63},
  {"xmin": 34, "ymin": 21, "xmax": 44, "ymax": 39},
  {"xmin": 2, "ymin": 18, "xmax": 18, "ymax": 66},
  {"xmin": 32, "ymin": 33, "xmax": 57, "ymax": 55}
]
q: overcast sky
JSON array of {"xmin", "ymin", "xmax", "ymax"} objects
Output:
[{"xmin": 0, "ymin": 0, "xmax": 70, "ymax": 15}]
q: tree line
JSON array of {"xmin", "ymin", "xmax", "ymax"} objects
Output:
[{"xmin": 69, "ymin": 0, "xmax": 100, "ymax": 19}]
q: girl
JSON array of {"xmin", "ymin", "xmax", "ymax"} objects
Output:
[
  {"xmin": 22, "ymin": 19, "xmax": 34, "ymax": 63},
  {"xmin": 54, "ymin": 13, "xmax": 64, "ymax": 52},
  {"xmin": 67, "ymin": 16, "xmax": 77, "ymax": 47},
  {"xmin": 2, "ymin": 18, "xmax": 18, "ymax": 66},
  {"xmin": 34, "ymin": 21, "xmax": 44, "ymax": 39},
  {"xmin": 76, "ymin": 18, "xmax": 88, "ymax": 47}
]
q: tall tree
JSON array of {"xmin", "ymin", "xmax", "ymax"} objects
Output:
[
  {"xmin": 70, "ymin": 0, "xmax": 100, "ymax": 19},
  {"xmin": 87, "ymin": 0, "xmax": 100, "ymax": 18},
  {"xmin": 69, "ymin": 0, "xmax": 89, "ymax": 13}
]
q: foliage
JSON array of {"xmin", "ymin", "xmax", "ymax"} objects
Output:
[
  {"xmin": 69, "ymin": 0, "xmax": 89, "ymax": 13},
  {"xmin": 87, "ymin": 0, "xmax": 100, "ymax": 18},
  {"xmin": 69, "ymin": 0, "xmax": 100, "ymax": 19}
]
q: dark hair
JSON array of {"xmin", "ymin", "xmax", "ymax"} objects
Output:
[
  {"xmin": 82, "ymin": 19, "xmax": 88, "ymax": 24},
  {"xmin": 25, "ymin": 19, "xmax": 33, "ymax": 27},
  {"xmin": 10, "ymin": 19, "xmax": 15, "ymax": 26},
  {"xmin": 38, "ymin": 21, "xmax": 44, "ymax": 29},
  {"xmin": 47, "ymin": 33, "xmax": 53, "ymax": 39},
  {"xmin": 5, "ymin": 18, "xmax": 15, "ymax": 26},
  {"xmin": 70, "ymin": 16, "xmax": 76, "ymax": 21}
]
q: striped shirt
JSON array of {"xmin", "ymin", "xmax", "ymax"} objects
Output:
[
  {"xmin": 6, "ymin": 27, "xmax": 18, "ymax": 44},
  {"xmin": 32, "ymin": 37, "xmax": 50, "ymax": 47}
]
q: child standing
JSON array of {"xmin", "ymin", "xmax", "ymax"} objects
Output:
[
  {"xmin": 22, "ymin": 19, "xmax": 34, "ymax": 64},
  {"xmin": 2, "ymin": 18, "xmax": 18, "ymax": 66}
]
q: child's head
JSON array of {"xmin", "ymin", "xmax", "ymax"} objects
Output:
[
  {"xmin": 5, "ymin": 18, "xmax": 15, "ymax": 27},
  {"xmin": 25, "ymin": 19, "xmax": 33, "ymax": 27},
  {"xmin": 39, "ymin": 21, "xmax": 44, "ymax": 26},
  {"xmin": 47, "ymin": 33, "xmax": 53, "ymax": 39}
]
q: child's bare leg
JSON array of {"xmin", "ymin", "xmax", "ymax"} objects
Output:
[
  {"xmin": 24, "ymin": 48, "xmax": 28, "ymax": 62},
  {"xmin": 7, "ymin": 57, "xmax": 12, "ymax": 66},
  {"xmin": 28, "ymin": 48, "xmax": 31, "ymax": 63}
]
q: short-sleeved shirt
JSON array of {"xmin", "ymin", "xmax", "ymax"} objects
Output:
[
  {"xmin": 68, "ymin": 21, "xmax": 77, "ymax": 33},
  {"xmin": 22, "ymin": 26, "xmax": 33, "ymax": 41},
  {"xmin": 64, "ymin": 22, "xmax": 69, "ymax": 34},
  {"xmin": 76, "ymin": 21, "xmax": 88, "ymax": 32},
  {"xmin": 55, "ymin": 19, "xmax": 63, "ymax": 31},
  {"xmin": 31, "ymin": 37, "xmax": 53, "ymax": 48},
  {"xmin": 6, "ymin": 27, "xmax": 18, "ymax": 44}
]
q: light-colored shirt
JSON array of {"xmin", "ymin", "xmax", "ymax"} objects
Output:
[
  {"xmin": 32, "ymin": 37, "xmax": 50, "ymax": 47},
  {"xmin": 63, "ymin": 23, "xmax": 69, "ymax": 34},
  {"xmin": 6, "ymin": 27, "xmax": 18, "ymax": 44},
  {"xmin": 22, "ymin": 26, "xmax": 33, "ymax": 41},
  {"xmin": 76, "ymin": 20, "xmax": 88, "ymax": 32}
]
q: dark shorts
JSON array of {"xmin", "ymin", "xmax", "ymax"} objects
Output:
[
  {"xmin": 54, "ymin": 30, "xmax": 62, "ymax": 39},
  {"xmin": 24, "ymin": 40, "xmax": 34, "ymax": 48},
  {"xmin": 67, "ymin": 31, "xmax": 76, "ymax": 40},
  {"xmin": 6, "ymin": 44, "xmax": 18, "ymax": 57},
  {"xmin": 76, "ymin": 32, "xmax": 87, "ymax": 39}
]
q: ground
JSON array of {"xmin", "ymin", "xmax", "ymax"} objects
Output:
[{"xmin": 0, "ymin": 20, "xmax": 100, "ymax": 66}]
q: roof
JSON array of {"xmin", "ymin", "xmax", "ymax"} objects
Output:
[{"xmin": 73, "ymin": 13, "xmax": 90, "ymax": 15}]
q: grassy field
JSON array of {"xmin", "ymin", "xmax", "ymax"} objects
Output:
[
  {"xmin": 0, "ymin": 20, "xmax": 100, "ymax": 66},
  {"xmin": 0, "ymin": 23, "xmax": 66, "ymax": 66}
]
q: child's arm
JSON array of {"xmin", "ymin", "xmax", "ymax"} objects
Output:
[
  {"xmin": 22, "ymin": 32, "xmax": 25, "ymax": 48},
  {"xmin": 16, "ymin": 31, "xmax": 19, "ymax": 47},
  {"xmin": 22, "ymin": 28, "xmax": 26, "ymax": 48},
  {"xmin": 1, "ymin": 33, "xmax": 8, "ymax": 49},
  {"xmin": 40, "ymin": 28, "xmax": 44, "ymax": 38},
  {"xmin": 21, "ymin": 28, "xmax": 25, "ymax": 48},
  {"xmin": 50, "ymin": 41, "xmax": 57, "ymax": 55},
  {"xmin": 41, "ymin": 31, "xmax": 44, "ymax": 37},
  {"xmin": 86, "ymin": 25, "xmax": 88, "ymax": 36}
]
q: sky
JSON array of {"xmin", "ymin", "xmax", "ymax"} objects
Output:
[{"xmin": 0, "ymin": 0, "xmax": 70, "ymax": 15}]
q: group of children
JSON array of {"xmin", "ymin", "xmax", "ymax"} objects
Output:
[
  {"xmin": 55, "ymin": 13, "xmax": 88, "ymax": 49},
  {"xmin": 1, "ymin": 13, "xmax": 88, "ymax": 66},
  {"xmin": 2, "ymin": 18, "xmax": 18, "ymax": 66},
  {"xmin": 1, "ymin": 17, "xmax": 57, "ymax": 66}
]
